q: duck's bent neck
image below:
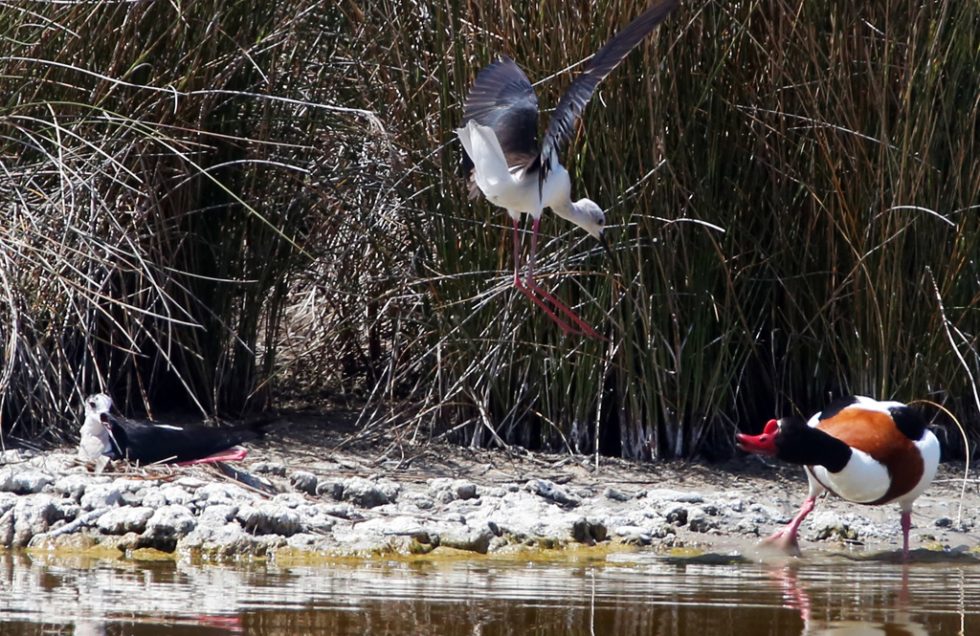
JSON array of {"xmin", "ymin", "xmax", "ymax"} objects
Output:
[{"xmin": 781, "ymin": 425, "xmax": 852, "ymax": 473}]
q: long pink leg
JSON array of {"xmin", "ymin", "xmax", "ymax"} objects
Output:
[
  {"xmin": 511, "ymin": 218, "xmax": 582, "ymax": 336},
  {"xmin": 522, "ymin": 217, "xmax": 605, "ymax": 340},
  {"xmin": 900, "ymin": 510, "xmax": 911, "ymax": 560},
  {"xmin": 177, "ymin": 447, "xmax": 249, "ymax": 466},
  {"xmin": 763, "ymin": 495, "xmax": 817, "ymax": 555}
]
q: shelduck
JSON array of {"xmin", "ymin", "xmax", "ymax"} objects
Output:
[
  {"xmin": 736, "ymin": 395, "xmax": 939, "ymax": 558},
  {"xmin": 81, "ymin": 393, "xmax": 272, "ymax": 466}
]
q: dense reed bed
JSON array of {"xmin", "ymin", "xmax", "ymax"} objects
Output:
[{"xmin": 1, "ymin": 1, "xmax": 977, "ymax": 458}]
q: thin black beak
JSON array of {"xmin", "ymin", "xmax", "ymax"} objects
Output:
[{"xmin": 598, "ymin": 232, "xmax": 613, "ymax": 259}]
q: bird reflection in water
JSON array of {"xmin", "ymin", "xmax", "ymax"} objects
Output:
[{"xmin": 766, "ymin": 563, "xmax": 928, "ymax": 635}]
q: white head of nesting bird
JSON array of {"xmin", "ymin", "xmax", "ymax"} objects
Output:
[{"xmin": 78, "ymin": 393, "xmax": 114, "ymax": 461}]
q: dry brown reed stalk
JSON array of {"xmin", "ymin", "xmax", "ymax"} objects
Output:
[
  {"xmin": 338, "ymin": 0, "xmax": 979, "ymax": 459},
  {"xmin": 1, "ymin": 1, "xmax": 977, "ymax": 461}
]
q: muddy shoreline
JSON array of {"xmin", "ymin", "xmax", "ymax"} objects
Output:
[{"xmin": 2, "ymin": 417, "xmax": 978, "ymax": 562}]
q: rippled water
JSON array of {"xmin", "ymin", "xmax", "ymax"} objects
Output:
[{"xmin": 1, "ymin": 551, "xmax": 978, "ymax": 635}]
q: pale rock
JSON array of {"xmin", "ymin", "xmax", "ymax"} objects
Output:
[
  {"xmin": 142, "ymin": 484, "xmax": 193, "ymax": 508},
  {"xmin": 52, "ymin": 474, "xmax": 100, "ymax": 501},
  {"xmin": 250, "ymin": 462, "xmax": 287, "ymax": 476},
  {"xmin": 664, "ymin": 504, "xmax": 688, "ymax": 526},
  {"xmin": 142, "ymin": 505, "xmax": 197, "ymax": 551},
  {"xmin": 687, "ymin": 507, "xmax": 717, "ymax": 533},
  {"xmin": 404, "ymin": 493, "xmax": 436, "ymax": 510},
  {"xmin": 0, "ymin": 469, "xmax": 53, "ymax": 495},
  {"xmin": 97, "ymin": 506, "xmax": 154, "ymax": 535},
  {"xmin": 329, "ymin": 477, "xmax": 400, "ymax": 508},
  {"xmin": 179, "ymin": 523, "xmax": 285, "ymax": 559},
  {"xmin": 199, "ymin": 504, "xmax": 239, "ymax": 526},
  {"xmin": 477, "ymin": 486, "xmax": 508, "ymax": 498},
  {"xmin": 603, "ymin": 487, "xmax": 632, "ymax": 502},
  {"xmin": 614, "ymin": 525, "xmax": 652, "ymax": 545},
  {"xmin": 286, "ymin": 532, "xmax": 335, "ymax": 551},
  {"xmin": 290, "ymin": 470, "xmax": 318, "ymax": 495},
  {"xmin": 438, "ymin": 522, "xmax": 494, "ymax": 553},
  {"xmin": 428, "ymin": 478, "xmax": 478, "ymax": 503},
  {"xmin": 735, "ymin": 518, "xmax": 759, "ymax": 536},
  {"xmin": 237, "ymin": 502, "xmax": 303, "ymax": 536},
  {"xmin": 646, "ymin": 489, "xmax": 704, "ymax": 504},
  {"xmin": 80, "ymin": 483, "xmax": 123, "ymax": 510},
  {"xmin": 312, "ymin": 502, "xmax": 361, "ymax": 521},
  {"xmin": 524, "ymin": 479, "xmax": 579, "ymax": 507},
  {"xmin": 11, "ymin": 495, "xmax": 62, "ymax": 547},
  {"xmin": 272, "ymin": 493, "xmax": 307, "ymax": 509},
  {"xmin": 195, "ymin": 482, "xmax": 252, "ymax": 506}
]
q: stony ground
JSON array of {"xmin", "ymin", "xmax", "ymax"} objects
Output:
[{"xmin": 1, "ymin": 413, "xmax": 978, "ymax": 562}]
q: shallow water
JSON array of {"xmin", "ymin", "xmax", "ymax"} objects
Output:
[{"xmin": 1, "ymin": 551, "xmax": 978, "ymax": 635}]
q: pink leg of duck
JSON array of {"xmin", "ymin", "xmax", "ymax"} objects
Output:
[
  {"xmin": 763, "ymin": 495, "xmax": 817, "ymax": 555},
  {"xmin": 900, "ymin": 510, "xmax": 912, "ymax": 560}
]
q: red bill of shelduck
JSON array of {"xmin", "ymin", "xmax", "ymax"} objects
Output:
[{"xmin": 736, "ymin": 395, "xmax": 939, "ymax": 559}]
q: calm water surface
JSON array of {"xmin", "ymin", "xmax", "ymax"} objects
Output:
[{"xmin": 1, "ymin": 551, "xmax": 978, "ymax": 635}]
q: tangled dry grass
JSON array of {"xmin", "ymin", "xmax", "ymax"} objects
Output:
[{"xmin": 1, "ymin": 0, "xmax": 977, "ymax": 459}]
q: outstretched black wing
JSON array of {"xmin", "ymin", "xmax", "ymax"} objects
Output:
[
  {"xmin": 538, "ymin": 0, "xmax": 676, "ymax": 182},
  {"xmin": 460, "ymin": 56, "xmax": 541, "ymax": 194}
]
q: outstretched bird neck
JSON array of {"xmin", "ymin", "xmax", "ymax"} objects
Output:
[
  {"xmin": 550, "ymin": 198, "xmax": 599, "ymax": 239},
  {"xmin": 546, "ymin": 172, "xmax": 604, "ymax": 240}
]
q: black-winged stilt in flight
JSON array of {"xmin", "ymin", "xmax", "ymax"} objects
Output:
[
  {"xmin": 456, "ymin": 0, "xmax": 677, "ymax": 339},
  {"xmin": 81, "ymin": 393, "xmax": 273, "ymax": 466}
]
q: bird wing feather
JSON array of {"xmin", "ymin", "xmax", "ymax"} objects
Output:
[
  {"xmin": 460, "ymin": 56, "xmax": 540, "ymax": 187},
  {"xmin": 538, "ymin": 0, "xmax": 676, "ymax": 185},
  {"xmin": 103, "ymin": 414, "xmax": 264, "ymax": 465}
]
